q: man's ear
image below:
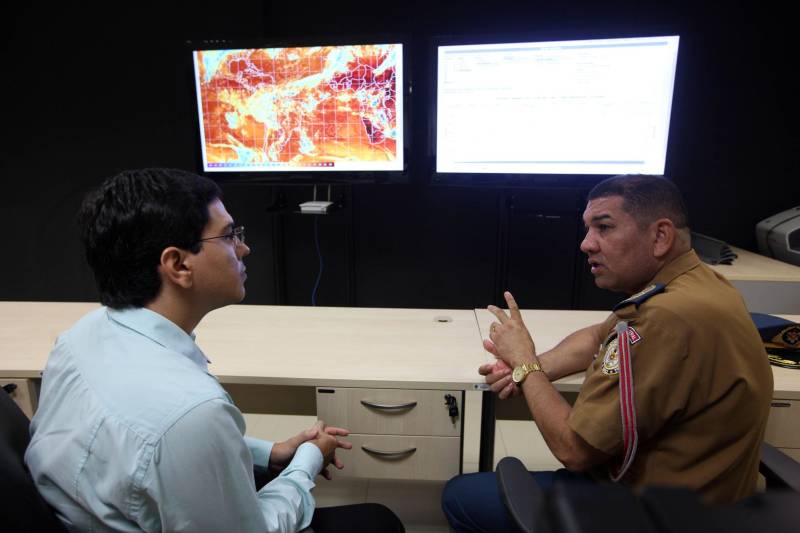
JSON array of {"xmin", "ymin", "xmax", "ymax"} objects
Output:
[
  {"xmin": 158, "ymin": 247, "xmax": 193, "ymax": 289},
  {"xmin": 652, "ymin": 218, "xmax": 676, "ymax": 259}
]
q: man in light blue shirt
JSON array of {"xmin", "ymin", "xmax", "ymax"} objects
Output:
[{"xmin": 25, "ymin": 168, "xmax": 403, "ymax": 533}]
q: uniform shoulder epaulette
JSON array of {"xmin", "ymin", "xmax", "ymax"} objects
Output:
[{"xmin": 613, "ymin": 283, "xmax": 666, "ymax": 312}]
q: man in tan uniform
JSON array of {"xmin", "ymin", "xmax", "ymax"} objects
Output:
[{"xmin": 442, "ymin": 175, "xmax": 773, "ymax": 532}]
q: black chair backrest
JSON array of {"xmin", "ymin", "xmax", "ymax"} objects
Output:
[
  {"xmin": 496, "ymin": 456, "xmax": 546, "ymax": 533},
  {"xmin": 760, "ymin": 442, "xmax": 800, "ymax": 491},
  {"xmin": 0, "ymin": 390, "xmax": 68, "ymax": 532},
  {"xmin": 496, "ymin": 453, "xmax": 800, "ymax": 533}
]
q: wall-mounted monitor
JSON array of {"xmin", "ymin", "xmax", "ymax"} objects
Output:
[
  {"xmin": 435, "ymin": 35, "xmax": 679, "ymax": 178},
  {"xmin": 190, "ymin": 40, "xmax": 406, "ymax": 182}
]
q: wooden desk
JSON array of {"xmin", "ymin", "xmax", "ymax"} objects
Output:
[
  {"xmin": 3, "ymin": 302, "xmax": 798, "ymax": 477},
  {"xmin": 711, "ymin": 246, "xmax": 800, "ymax": 282},
  {"xmin": 197, "ymin": 305, "xmax": 492, "ymax": 480},
  {"xmin": 0, "ymin": 302, "xmax": 490, "ymax": 388},
  {"xmin": 0, "ymin": 302, "xmax": 100, "ymax": 379},
  {"xmin": 709, "ymin": 246, "xmax": 800, "ymax": 314},
  {"xmin": 476, "ymin": 308, "xmax": 800, "ymax": 463},
  {"xmin": 0, "ymin": 302, "xmax": 492, "ymax": 478},
  {"xmin": 196, "ymin": 305, "xmax": 490, "ymax": 390}
]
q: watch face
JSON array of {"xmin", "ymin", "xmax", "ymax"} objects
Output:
[{"xmin": 512, "ymin": 366, "xmax": 526, "ymax": 384}]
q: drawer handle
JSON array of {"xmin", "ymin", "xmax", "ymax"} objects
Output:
[
  {"xmin": 360, "ymin": 400, "xmax": 418, "ymax": 411},
  {"xmin": 771, "ymin": 402, "xmax": 792, "ymax": 408},
  {"xmin": 362, "ymin": 445, "xmax": 417, "ymax": 458}
]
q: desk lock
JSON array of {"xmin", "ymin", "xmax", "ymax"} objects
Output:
[{"xmin": 444, "ymin": 394, "xmax": 459, "ymax": 419}]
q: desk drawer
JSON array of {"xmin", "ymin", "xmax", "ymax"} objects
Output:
[
  {"xmin": 765, "ymin": 399, "xmax": 800, "ymax": 448},
  {"xmin": 316, "ymin": 387, "xmax": 461, "ymax": 437},
  {"xmin": 336, "ymin": 434, "xmax": 460, "ymax": 481}
]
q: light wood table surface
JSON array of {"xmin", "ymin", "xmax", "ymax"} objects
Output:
[
  {"xmin": 711, "ymin": 247, "xmax": 800, "ymax": 283},
  {"xmin": 0, "ymin": 301, "xmax": 100, "ymax": 378},
  {"xmin": 196, "ymin": 304, "xmax": 490, "ymax": 390},
  {"xmin": 0, "ymin": 302, "xmax": 490, "ymax": 390},
  {"xmin": 709, "ymin": 247, "xmax": 800, "ymax": 314}
]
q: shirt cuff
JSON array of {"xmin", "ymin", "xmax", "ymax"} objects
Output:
[
  {"xmin": 244, "ymin": 436, "xmax": 274, "ymax": 468},
  {"xmin": 284, "ymin": 441, "xmax": 324, "ymax": 479}
]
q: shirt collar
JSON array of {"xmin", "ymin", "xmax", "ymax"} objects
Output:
[
  {"xmin": 106, "ymin": 307, "xmax": 210, "ymax": 370},
  {"xmin": 651, "ymin": 249, "xmax": 702, "ymax": 287}
]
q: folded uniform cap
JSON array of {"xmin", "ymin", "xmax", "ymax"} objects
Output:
[{"xmin": 750, "ymin": 313, "xmax": 800, "ymax": 369}]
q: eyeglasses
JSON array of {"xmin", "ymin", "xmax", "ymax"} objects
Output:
[{"xmin": 197, "ymin": 226, "xmax": 245, "ymax": 246}]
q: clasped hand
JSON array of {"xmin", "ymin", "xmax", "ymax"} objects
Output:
[
  {"xmin": 478, "ymin": 291, "xmax": 538, "ymax": 399},
  {"xmin": 269, "ymin": 420, "xmax": 352, "ymax": 480}
]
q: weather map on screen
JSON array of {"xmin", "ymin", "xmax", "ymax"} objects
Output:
[{"xmin": 193, "ymin": 44, "xmax": 403, "ymax": 172}]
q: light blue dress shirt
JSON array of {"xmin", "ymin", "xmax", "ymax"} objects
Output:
[{"xmin": 26, "ymin": 307, "xmax": 323, "ymax": 532}]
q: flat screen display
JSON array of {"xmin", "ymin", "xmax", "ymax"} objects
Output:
[
  {"xmin": 436, "ymin": 35, "xmax": 679, "ymax": 175},
  {"xmin": 192, "ymin": 43, "xmax": 403, "ymax": 173}
]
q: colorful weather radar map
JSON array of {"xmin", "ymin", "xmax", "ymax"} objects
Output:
[{"xmin": 193, "ymin": 43, "xmax": 403, "ymax": 172}]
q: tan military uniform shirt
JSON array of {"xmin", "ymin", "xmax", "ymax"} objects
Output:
[{"xmin": 568, "ymin": 250, "xmax": 773, "ymax": 503}]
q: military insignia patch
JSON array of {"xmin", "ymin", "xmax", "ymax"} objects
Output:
[
  {"xmin": 603, "ymin": 326, "xmax": 642, "ymax": 347},
  {"xmin": 781, "ymin": 326, "xmax": 800, "ymax": 347},
  {"xmin": 602, "ymin": 337, "xmax": 620, "ymax": 375},
  {"xmin": 628, "ymin": 326, "xmax": 642, "ymax": 345}
]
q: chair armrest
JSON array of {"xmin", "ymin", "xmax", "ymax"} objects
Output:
[
  {"xmin": 496, "ymin": 456, "xmax": 544, "ymax": 533},
  {"xmin": 760, "ymin": 443, "xmax": 800, "ymax": 492}
]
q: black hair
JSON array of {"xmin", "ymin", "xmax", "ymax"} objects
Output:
[
  {"xmin": 77, "ymin": 168, "xmax": 222, "ymax": 309},
  {"xmin": 587, "ymin": 174, "xmax": 689, "ymax": 229}
]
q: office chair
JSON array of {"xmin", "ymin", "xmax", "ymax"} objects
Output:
[
  {"xmin": 0, "ymin": 388, "xmax": 68, "ymax": 532},
  {"xmin": 496, "ymin": 445, "xmax": 800, "ymax": 533}
]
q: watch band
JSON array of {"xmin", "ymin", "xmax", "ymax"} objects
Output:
[{"xmin": 512, "ymin": 361, "xmax": 543, "ymax": 384}]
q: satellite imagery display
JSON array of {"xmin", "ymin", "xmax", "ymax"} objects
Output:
[{"xmin": 193, "ymin": 44, "xmax": 402, "ymax": 171}]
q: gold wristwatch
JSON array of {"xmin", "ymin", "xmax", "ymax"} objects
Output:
[{"xmin": 512, "ymin": 361, "xmax": 543, "ymax": 385}]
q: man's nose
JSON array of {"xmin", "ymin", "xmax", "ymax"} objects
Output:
[
  {"xmin": 580, "ymin": 232, "xmax": 596, "ymax": 254},
  {"xmin": 238, "ymin": 242, "xmax": 251, "ymax": 258}
]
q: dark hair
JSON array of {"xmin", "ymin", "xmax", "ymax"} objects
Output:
[
  {"xmin": 77, "ymin": 168, "xmax": 222, "ymax": 309},
  {"xmin": 587, "ymin": 174, "xmax": 689, "ymax": 229}
]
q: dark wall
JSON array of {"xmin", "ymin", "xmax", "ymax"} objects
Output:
[{"xmin": 3, "ymin": 2, "xmax": 797, "ymax": 311}]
